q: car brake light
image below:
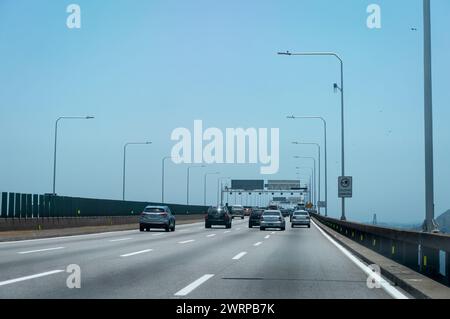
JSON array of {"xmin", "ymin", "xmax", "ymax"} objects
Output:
[{"xmin": 160, "ymin": 213, "xmax": 168, "ymax": 217}]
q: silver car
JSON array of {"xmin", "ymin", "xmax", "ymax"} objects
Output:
[
  {"xmin": 260, "ymin": 210, "xmax": 286, "ymax": 231},
  {"xmin": 139, "ymin": 205, "xmax": 176, "ymax": 232},
  {"xmin": 291, "ymin": 210, "xmax": 311, "ymax": 228},
  {"xmin": 230, "ymin": 205, "xmax": 245, "ymax": 219}
]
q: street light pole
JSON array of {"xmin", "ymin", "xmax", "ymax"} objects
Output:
[
  {"xmin": 161, "ymin": 156, "xmax": 172, "ymax": 203},
  {"xmin": 122, "ymin": 141, "xmax": 152, "ymax": 201},
  {"xmin": 218, "ymin": 177, "xmax": 230, "ymax": 206},
  {"xmin": 204, "ymin": 172, "xmax": 220, "ymax": 205},
  {"xmin": 294, "ymin": 156, "xmax": 316, "ymax": 207},
  {"xmin": 288, "ymin": 116, "xmax": 328, "ymax": 216},
  {"xmin": 279, "ymin": 51, "xmax": 346, "ymax": 220},
  {"xmin": 187, "ymin": 165, "xmax": 205, "ymax": 205},
  {"xmin": 422, "ymin": 0, "xmax": 438, "ymax": 232},
  {"xmin": 52, "ymin": 116, "xmax": 94, "ymax": 195},
  {"xmin": 296, "ymin": 168, "xmax": 314, "ymax": 204},
  {"xmin": 293, "ymin": 142, "xmax": 321, "ymax": 214}
]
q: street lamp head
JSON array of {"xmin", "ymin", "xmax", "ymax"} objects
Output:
[
  {"xmin": 86, "ymin": 116, "xmax": 95, "ymax": 119},
  {"xmin": 145, "ymin": 141, "xmax": 152, "ymax": 144},
  {"xmin": 292, "ymin": 141, "xmax": 300, "ymax": 145},
  {"xmin": 333, "ymin": 83, "xmax": 339, "ymax": 93},
  {"xmin": 277, "ymin": 51, "xmax": 291, "ymax": 56},
  {"xmin": 287, "ymin": 115, "xmax": 295, "ymax": 119}
]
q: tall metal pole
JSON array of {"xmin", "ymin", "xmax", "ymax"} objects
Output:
[
  {"xmin": 294, "ymin": 157, "xmax": 317, "ymax": 208},
  {"xmin": 218, "ymin": 177, "xmax": 230, "ymax": 206},
  {"xmin": 422, "ymin": 0, "xmax": 438, "ymax": 232},
  {"xmin": 52, "ymin": 118, "xmax": 60, "ymax": 195},
  {"xmin": 279, "ymin": 51, "xmax": 345, "ymax": 220},
  {"xmin": 187, "ymin": 165, "xmax": 206, "ymax": 205},
  {"xmin": 293, "ymin": 142, "xmax": 321, "ymax": 214},
  {"xmin": 122, "ymin": 143, "xmax": 127, "ymax": 201},
  {"xmin": 288, "ymin": 116, "xmax": 328, "ymax": 216},
  {"xmin": 52, "ymin": 116, "xmax": 94, "ymax": 195},
  {"xmin": 203, "ymin": 172, "xmax": 219, "ymax": 206},
  {"xmin": 339, "ymin": 58, "xmax": 346, "ymax": 221},
  {"xmin": 123, "ymin": 141, "xmax": 152, "ymax": 201},
  {"xmin": 161, "ymin": 156, "xmax": 171, "ymax": 203}
]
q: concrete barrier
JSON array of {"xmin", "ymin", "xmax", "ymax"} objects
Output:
[{"xmin": 0, "ymin": 215, "xmax": 203, "ymax": 232}]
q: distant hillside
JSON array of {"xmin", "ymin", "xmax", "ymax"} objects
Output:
[{"xmin": 437, "ymin": 210, "xmax": 450, "ymax": 234}]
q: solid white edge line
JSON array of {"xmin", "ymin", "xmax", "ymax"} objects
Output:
[
  {"xmin": 311, "ymin": 220, "xmax": 408, "ymax": 299},
  {"xmin": 0, "ymin": 221, "xmax": 206, "ymax": 245},
  {"xmin": 0, "ymin": 270, "xmax": 65, "ymax": 287},
  {"xmin": 18, "ymin": 247, "xmax": 65, "ymax": 254},
  {"xmin": 232, "ymin": 251, "xmax": 247, "ymax": 260},
  {"xmin": 174, "ymin": 274, "xmax": 215, "ymax": 296},
  {"xmin": 120, "ymin": 249, "xmax": 153, "ymax": 257}
]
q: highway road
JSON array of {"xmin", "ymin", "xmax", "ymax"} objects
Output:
[{"xmin": 0, "ymin": 217, "xmax": 409, "ymax": 299}]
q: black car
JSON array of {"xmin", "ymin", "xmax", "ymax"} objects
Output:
[
  {"xmin": 280, "ymin": 208, "xmax": 291, "ymax": 218},
  {"xmin": 248, "ymin": 209, "xmax": 264, "ymax": 228},
  {"xmin": 205, "ymin": 206, "xmax": 232, "ymax": 229}
]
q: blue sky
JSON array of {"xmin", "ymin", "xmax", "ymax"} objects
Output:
[{"xmin": 0, "ymin": 0, "xmax": 449, "ymax": 224}]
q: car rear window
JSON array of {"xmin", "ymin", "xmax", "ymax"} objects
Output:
[
  {"xmin": 295, "ymin": 211, "xmax": 308, "ymax": 216},
  {"xmin": 208, "ymin": 209, "xmax": 224, "ymax": 215},
  {"xmin": 263, "ymin": 211, "xmax": 280, "ymax": 216},
  {"xmin": 144, "ymin": 207, "xmax": 165, "ymax": 212}
]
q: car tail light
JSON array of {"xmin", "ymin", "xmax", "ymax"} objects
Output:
[
  {"xmin": 204, "ymin": 214, "xmax": 208, "ymax": 220},
  {"xmin": 160, "ymin": 213, "xmax": 168, "ymax": 217}
]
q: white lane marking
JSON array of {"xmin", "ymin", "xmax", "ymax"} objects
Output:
[
  {"xmin": 232, "ymin": 251, "xmax": 247, "ymax": 260},
  {"xmin": 206, "ymin": 234, "xmax": 216, "ymax": 238},
  {"xmin": 18, "ymin": 247, "xmax": 64, "ymax": 255},
  {"xmin": 0, "ymin": 221, "xmax": 205, "ymax": 245},
  {"xmin": 174, "ymin": 274, "xmax": 214, "ymax": 296},
  {"xmin": 178, "ymin": 240, "xmax": 195, "ymax": 244},
  {"xmin": 254, "ymin": 242, "xmax": 262, "ymax": 247},
  {"xmin": 152, "ymin": 233, "xmax": 165, "ymax": 236},
  {"xmin": 224, "ymin": 231, "xmax": 231, "ymax": 234},
  {"xmin": 0, "ymin": 270, "xmax": 65, "ymax": 287},
  {"xmin": 271, "ymin": 232, "xmax": 276, "ymax": 234},
  {"xmin": 264, "ymin": 235, "xmax": 270, "ymax": 239},
  {"xmin": 120, "ymin": 249, "xmax": 153, "ymax": 257},
  {"xmin": 109, "ymin": 238, "xmax": 133, "ymax": 242},
  {"xmin": 312, "ymin": 220, "xmax": 408, "ymax": 299}
]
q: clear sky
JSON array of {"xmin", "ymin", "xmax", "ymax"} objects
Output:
[{"xmin": 0, "ymin": 0, "xmax": 449, "ymax": 224}]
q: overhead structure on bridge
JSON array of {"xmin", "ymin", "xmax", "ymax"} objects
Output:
[{"xmin": 221, "ymin": 180, "xmax": 309, "ymax": 207}]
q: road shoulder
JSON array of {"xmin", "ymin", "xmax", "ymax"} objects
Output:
[{"xmin": 313, "ymin": 217, "xmax": 450, "ymax": 299}]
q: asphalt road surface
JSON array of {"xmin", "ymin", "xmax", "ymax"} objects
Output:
[{"xmin": 0, "ymin": 217, "xmax": 408, "ymax": 299}]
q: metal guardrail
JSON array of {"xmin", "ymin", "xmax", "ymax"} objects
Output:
[
  {"xmin": 311, "ymin": 213, "xmax": 450, "ymax": 286},
  {"xmin": 0, "ymin": 192, "xmax": 209, "ymax": 218}
]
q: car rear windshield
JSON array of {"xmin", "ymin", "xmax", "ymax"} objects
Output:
[
  {"xmin": 263, "ymin": 212, "xmax": 280, "ymax": 216},
  {"xmin": 208, "ymin": 209, "xmax": 224, "ymax": 215},
  {"xmin": 295, "ymin": 211, "xmax": 308, "ymax": 216},
  {"xmin": 144, "ymin": 207, "xmax": 165, "ymax": 212}
]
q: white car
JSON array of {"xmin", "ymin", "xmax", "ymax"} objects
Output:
[{"xmin": 291, "ymin": 210, "xmax": 311, "ymax": 228}]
